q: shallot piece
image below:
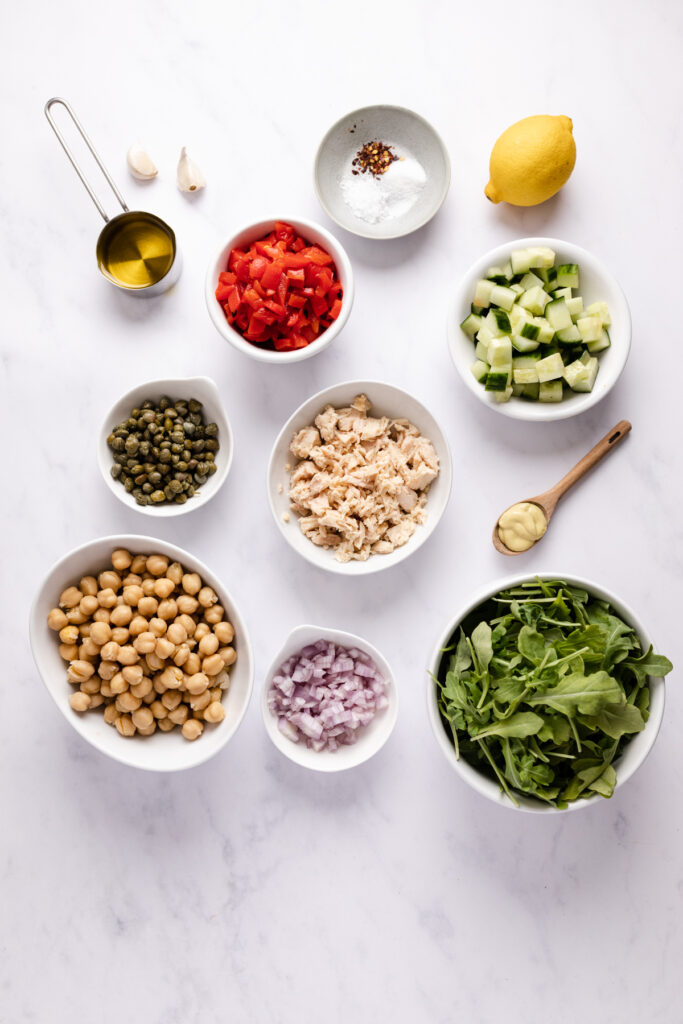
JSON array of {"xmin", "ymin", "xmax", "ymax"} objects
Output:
[{"xmin": 268, "ymin": 640, "xmax": 389, "ymax": 752}]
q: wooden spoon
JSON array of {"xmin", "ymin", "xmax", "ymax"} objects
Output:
[{"xmin": 493, "ymin": 420, "xmax": 632, "ymax": 556}]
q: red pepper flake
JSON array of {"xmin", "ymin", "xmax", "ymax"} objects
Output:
[{"xmin": 351, "ymin": 140, "xmax": 398, "ymax": 178}]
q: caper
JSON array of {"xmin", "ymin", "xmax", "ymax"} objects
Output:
[
  {"xmin": 150, "ymin": 490, "xmax": 166, "ymax": 503},
  {"xmin": 142, "ymin": 482, "xmax": 153, "ymax": 494},
  {"xmin": 205, "ymin": 422, "xmax": 218, "ymax": 437},
  {"xmin": 207, "ymin": 463, "xmax": 217, "ymax": 476},
  {"xmin": 188, "ymin": 399, "xmax": 202, "ymax": 413},
  {"xmin": 124, "ymin": 478, "xmax": 134, "ymax": 493},
  {"xmin": 110, "ymin": 465, "xmax": 122, "ymax": 480},
  {"xmin": 149, "ymin": 471, "xmax": 162, "ymax": 485},
  {"xmin": 159, "ymin": 396, "xmax": 171, "ymax": 411}
]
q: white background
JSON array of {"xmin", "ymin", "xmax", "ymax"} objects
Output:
[{"xmin": 2, "ymin": 1, "xmax": 682, "ymax": 1021}]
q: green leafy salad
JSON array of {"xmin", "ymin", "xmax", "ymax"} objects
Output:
[{"xmin": 435, "ymin": 579, "xmax": 673, "ymax": 808}]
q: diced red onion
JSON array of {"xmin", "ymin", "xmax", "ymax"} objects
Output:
[{"xmin": 269, "ymin": 638, "xmax": 388, "ymax": 752}]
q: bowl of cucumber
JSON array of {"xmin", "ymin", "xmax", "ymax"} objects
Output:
[{"xmin": 447, "ymin": 237, "xmax": 631, "ymax": 421}]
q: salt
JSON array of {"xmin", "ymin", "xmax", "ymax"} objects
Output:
[{"xmin": 339, "ymin": 151, "xmax": 427, "ymax": 224}]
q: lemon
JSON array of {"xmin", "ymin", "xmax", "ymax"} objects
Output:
[{"xmin": 485, "ymin": 115, "xmax": 576, "ymax": 207}]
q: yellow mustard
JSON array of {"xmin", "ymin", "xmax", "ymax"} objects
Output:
[{"xmin": 497, "ymin": 502, "xmax": 547, "ymax": 552}]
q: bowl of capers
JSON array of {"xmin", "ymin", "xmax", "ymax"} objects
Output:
[{"xmin": 97, "ymin": 377, "xmax": 233, "ymax": 516}]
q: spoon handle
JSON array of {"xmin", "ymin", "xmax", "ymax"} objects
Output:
[{"xmin": 546, "ymin": 420, "xmax": 632, "ymax": 506}]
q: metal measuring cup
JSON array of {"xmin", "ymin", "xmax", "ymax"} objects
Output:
[{"xmin": 45, "ymin": 97, "xmax": 182, "ymax": 296}]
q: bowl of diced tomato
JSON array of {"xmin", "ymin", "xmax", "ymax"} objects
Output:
[{"xmin": 205, "ymin": 218, "xmax": 354, "ymax": 363}]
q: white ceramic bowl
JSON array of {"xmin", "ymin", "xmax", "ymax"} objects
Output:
[
  {"xmin": 314, "ymin": 104, "xmax": 451, "ymax": 240},
  {"xmin": 267, "ymin": 380, "xmax": 453, "ymax": 575},
  {"xmin": 97, "ymin": 377, "xmax": 233, "ymax": 517},
  {"xmin": 205, "ymin": 217, "xmax": 354, "ymax": 363},
  {"xmin": 261, "ymin": 624, "xmax": 398, "ymax": 772},
  {"xmin": 427, "ymin": 572, "xmax": 666, "ymax": 813},
  {"xmin": 29, "ymin": 535, "xmax": 254, "ymax": 772},
  {"xmin": 447, "ymin": 237, "xmax": 631, "ymax": 421}
]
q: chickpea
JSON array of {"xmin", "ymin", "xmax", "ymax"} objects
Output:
[
  {"xmin": 214, "ymin": 621, "xmax": 235, "ymax": 645},
  {"xmin": 98, "ymin": 570, "xmax": 121, "ymax": 592},
  {"xmin": 155, "ymin": 636, "xmax": 176, "ymax": 661},
  {"xmin": 209, "ymin": 687, "xmax": 222, "ymax": 702},
  {"xmin": 66, "ymin": 607, "xmax": 88, "ymax": 625},
  {"xmin": 167, "ymin": 562, "xmax": 183, "ymax": 585},
  {"xmin": 141, "ymin": 578, "xmax": 156, "ymax": 597},
  {"xmin": 131, "ymin": 706, "xmax": 154, "ymax": 731},
  {"xmin": 128, "ymin": 615, "xmax": 149, "ymax": 637},
  {"xmin": 59, "ymin": 625, "xmax": 80, "ymax": 645},
  {"xmin": 158, "ymin": 718, "xmax": 176, "ymax": 732},
  {"xmin": 78, "ymin": 595, "xmax": 99, "ymax": 617},
  {"xmin": 111, "ymin": 548, "xmax": 133, "ymax": 571},
  {"xmin": 150, "ymin": 700, "xmax": 168, "ymax": 720},
  {"xmin": 89, "ymin": 693, "xmax": 104, "ymax": 710},
  {"xmin": 79, "ymin": 576, "xmax": 98, "ymax": 597},
  {"xmin": 185, "ymin": 652, "xmax": 201, "ymax": 676},
  {"xmin": 110, "ymin": 672, "xmax": 128, "ymax": 695},
  {"xmin": 166, "ymin": 622, "xmax": 187, "ymax": 646},
  {"xmin": 198, "ymin": 633, "xmax": 219, "ymax": 657},
  {"xmin": 137, "ymin": 722, "xmax": 157, "ymax": 736},
  {"xmin": 219, "ymin": 646, "xmax": 237, "ymax": 667},
  {"xmin": 117, "ymin": 645, "xmax": 139, "ymax": 666},
  {"xmin": 47, "ymin": 608, "xmax": 69, "ymax": 631},
  {"xmin": 100, "ymin": 682, "xmax": 114, "ymax": 698},
  {"xmin": 215, "ymin": 670, "xmax": 231, "ymax": 692},
  {"xmin": 185, "ymin": 671, "xmax": 208, "ymax": 695},
  {"xmin": 122, "ymin": 584, "xmax": 143, "ymax": 607},
  {"xmin": 90, "ymin": 621, "xmax": 111, "ymax": 646},
  {"xmin": 69, "ymin": 691, "xmax": 91, "ymax": 711},
  {"xmin": 204, "ymin": 701, "xmax": 225, "ymax": 724},
  {"xmin": 59, "ymin": 586, "xmax": 82, "ymax": 609},
  {"xmin": 103, "ymin": 703, "xmax": 119, "ymax": 724},
  {"xmin": 181, "ymin": 573, "xmax": 201, "ymax": 595},
  {"xmin": 152, "ymin": 577, "xmax": 174, "ymax": 600},
  {"xmin": 198, "ymin": 586, "xmax": 217, "ymax": 609},
  {"xmin": 160, "ymin": 665, "xmax": 183, "ymax": 690},
  {"xmin": 92, "ymin": 608, "xmax": 111, "ymax": 624},
  {"xmin": 168, "ymin": 704, "xmax": 189, "ymax": 726},
  {"xmin": 133, "ymin": 631, "xmax": 156, "ymax": 654},
  {"xmin": 110, "ymin": 604, "xmax": 133, "ymax": 627},
  {"xmin": 131, "ymin": 554, "xmax": 148, "ymax": 574},
  {"xmin": 137, "ymin": 595, "xmax": 158, "ymax": 619},
  {"xmin": 79, "ymin": 623, "xmax": 92, "ymax": 638},
  {"xmin": 80, "ymin": 637, "xmax": 100, "ymax": 659},
  {"xmin": 176, "ymin": 614, "xmax": 196, "ymax": 638},
  {"xmin": 173, "ymin": 643, "xmax": 190, "ymax": 668},
  {"xmin": 58, "ymin": 643, "xmax": 78, "ymax": 661},
  {"xmin": 115, "ymin": 715, "xmax": 136, "ymax": 737},
  {"xmin": 110, "ymin": 627, "xmax": 130, "ymax": 646},
  {"xmin": 147, "ymin": 652, "xmax": 166, "ymax": 674},
  {"xmin": 146, "ymin": 555, "xmax": 168, "ymax": 577},
  {"xmin": 204, "ymin": 604, "xmax": 224, "ymax": 625},
  {"xmin": 97, "ymin": 660, "xmax": 118, "ymax": 681},
  {"xmin": 176, "ymin": 594, "xmax": 199, "ymax": 615},
  {"xmin": 116, "ymin": 692, "xmax": 141, "ymax": 713},
  {"xmin": 189, "ymin": 688, "xmax": 212, "ymax": 712},
  {"xmin": 194, "ymin": 622, "xmax": 210, "ymax": 641},
  {"xmin": 148, "ymin": 617, "xmax": 167, "ymax": 637},
  {"xmin": 157, "ymin": 599, "xmax": 178, "ymax": 621},
  {"xmin": 80, "ymin": 676, "xmax": 101, "ymax": 695},
  {"xmin": 202, "ymin": 653, "xmax": 224, "ymax": 677},
  {"xmin": 67, "ymin": 660, "xmax": 95, "ymax": 683},
  {"xmin": 161, "ymin": 689, "xmax": 182, "ymax": 710},
  {"xmin": 100, "ymin": 641, "xmax": 120, "ymax": 662},
  {"xmin": 122, "ymin": 664, "xmax": 143, "ymax": 686},
  {"xmin": 97, "ymin": 588, "xmax": 117, "ymax": 609},
  {"xmin": 182, "ymin": 718, "xmax": 203, "ymax": 741},
  {"xmin": 130, "ymin": 676, "xmax": 153, "ymax": 700}
]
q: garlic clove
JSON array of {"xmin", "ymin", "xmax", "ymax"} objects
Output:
[
  {"xmin": 177, "ymin": 147, "xmax": 206, "ymax": 193},
  {"xmin": 126, "ymin": 143, "xmax": 158, "ymax": 181}
]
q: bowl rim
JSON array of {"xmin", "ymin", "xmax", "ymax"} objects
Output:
[
  {"xmin": 266, "ymin": 378, "xmax": 453, "ymax": 576},
  {"xmin": 29, "ymin": 533, "xmax": 254, "ymax": 772},
  {"xmin": 313, "ymin": 102, "xmax": 452, "ymax": 240},
  {"xmin": 260, "ymin": 623, "xmax": 399, "ymax": 772},
  {"xmin": 96, "ymin": 375, "xmax": 234, "ymax": 518},
  {"xmin": 447, "ymin": 236, "xmax": 632, "ymax": 422},
  {"xmin": 426, "ymin": 570, "xmax": 666, "ymax": 813},
  {"xmin": 204, "ymin": 215, "xmax": 354, "ymax": 364}
]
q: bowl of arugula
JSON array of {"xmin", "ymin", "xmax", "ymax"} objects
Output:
[{"xmin": 428, "ymin": 574, "xmax": 673, "ymax": 812}]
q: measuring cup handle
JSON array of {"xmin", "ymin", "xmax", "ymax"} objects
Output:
[{"xmin": 44, "ymin": 97, "xmax": 129, "ymax": 223}]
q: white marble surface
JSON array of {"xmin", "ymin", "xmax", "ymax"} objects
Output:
[{"xmin": 3, "ymin": 1, "xmax": 682, "ymax": 1020}]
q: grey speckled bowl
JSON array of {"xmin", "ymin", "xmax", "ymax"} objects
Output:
[{"xmin": 314, "ymin": 104, "xmax": 451, "ymax": 240}]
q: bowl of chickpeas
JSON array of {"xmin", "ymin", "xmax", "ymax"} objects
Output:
[{"xmin": 29, "ymin": 535, "xmax": 254, "ymax": 771}]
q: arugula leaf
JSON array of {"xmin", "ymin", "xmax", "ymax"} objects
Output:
[
  {"xmin": 620, "ymin": 645, "xmax": 673, "ymax": 687},
  {"xmin": 517, "ymin": 625, "xmax": 546, "ymax": 666},
  {"xmin": 581, "ymin": 701, "xmax": 645, "ymax": 740},
  {"xmin": 470, "ymin": 711, "xmax": 544, "ymax": 740},
  {"xmin": 471, "ymin": 622, "xmax": 493, "ymax": 673},
  {"xmin": 526, "ymin": 670, "xmax": 622, "ymax": 716}
]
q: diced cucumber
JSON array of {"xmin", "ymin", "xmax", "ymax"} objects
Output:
[
  {"xmin": 579, "ymin": 350, "xmax": 592, "ymax": 365},
  {"xmin": 566, "ymin": 296, "xmax": 584, "ymax": 320},
  {"xmin": 533, "ymin": 317, "xmax": 555, "ymax": 343},
  {"xmin": 510, "ymin": 282, "xmax": 525, "ymax": 295},
  {"xmin": 460, "ymin": 313, "xmax": 483, "ymax": 339},
  {"xmin": 561, "ymin": 345, "xmax": 584, "ymax": 366},
  {"xmin": 502, "ymin": 261, "xmax": 513, "ymax": 278},
  {"xmin": 520, "ymin": 321, "xmax": 540, "ymax": 340},
  {"xmin": 491, "ymin": 284, "xmax": 516, "ymax": 311},
  {"xmin": 492, "ymin": 387, "xmax": 513, "ymax": 403},
  {"xmin": 476, "ymin": 326, "xmax": 496, "ymax": 345},
  {"xmin": 539, "ymin": 381, "xmax": 564, "ymax": 402},
  {"xmin": 471, "ymin": 302, "xmax": 485, "ymax": 315},
  {"xmin": 536, "ymin": 352, "xmax": 565, "ymax": 382},
  {"xmin": 545, "ymin": 298, "xmax": 572, "ymax": 331},
  {"xmin": 556, "ymin": 264, "xmax": 579, "ymax": 288},
  {"xmin": 511, "ymin": 334, "xmax": 540, "ymax": 353},
  {"xmin": 538, "ymin": 266, "xmax": 558, "ymax": 287},
  {"xmin": 513, "ymin": 367, "xmax": 539, "ymax": 384},
  {"xmin": 470, "ymin": 359, "xmax": 490, "ymax": 383},
  {"xmin": 488, "ymin": 336, "xmax": 512, "ymax": 369},
  {"xmin": 586, "ymin": 328, "xmax": 611, "ymax": 354},
  {"xmin": 577, "ymin": 316, "xmax": 602, "ymax": 342},
  {"xmin": 474, "ymin": 340, "xmax": 489, "ymax": 362},
  {"xmin": 556, "ymin": 324, "xmax": 582, "ymax": 343},
  {"xmin": 474, "ymin": 279, "xmax": 495, "ymax": 308},
  {"xmin": 564, "ymin": 356, "xmax": 599, "ymax": 392},
  {"xmin": 510, "ymin": 248, "xmax": 535, "ymax": 274},
  {"xmin": 549, "ymin": 287, "xmax": 572, "ymax": 300},
  {"xmin": 511, "ymin": 382, "xmax": 524, "ymax": 397},
  {"xmin": 563, "ymin": 359, "xmax": 585, "ymax": 389},
  {"xmin": 520, "ymin": 271, "xmax": 544, "ymax": 290},
  {"xmin": 487, "ymin": 274, "xmax": 509, "ymax": 285},
  {"xmin": 585, "ymin": 301, "xmax": 611, "ymax": 327},
  {"xmin": 512, "ymin": 353, "xmax": 543, "ymax": 368},
  {"xmin": 518, "ymin": 286, "xmax": 550, "ymax": 315},
  {"xmin": 485, "ymin": 372, "xmax": 511, "ymax": 392},
  {"xmin": 485, "ymin": 307, "xmax": 511, "ymax": 336},
  {"xmin": 520, "ymin": 382, "xmax": 540, "ymax": 401},
  {"xmin": 510, "ymin": 304, "xmax": 533, "ymax": 327},
  {"xmin": 528, "ymin": 246, "xmax": 555, "ymax": 269},
  {"xmin": 486, "ymin": 265, "xmax": 507, "ymax": 282}
]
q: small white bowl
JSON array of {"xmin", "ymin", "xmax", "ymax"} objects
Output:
[
  {"xmin": 447, "ymin": 237, "xmax": 631, "ymax": 421},
  {"xmin": 267, "ymin": 380, "xmax": 452, "ymax": 575},
  {"xmin": 29, "ymin": 535, "xmax": 254, "ymax": 772},
  {"xmin": 205, "ymin": 217, "xmax": 354, "ymax": 364},
  {"xmin": 261, "ymin": 624, "xmax": 398, "ymax": 772},
  {"xmin": 427, "ymin": 572, "xmax": 666, "ymax": 813},
  {"xmin": 97, "ymin": 377, "xmax": 233, "ymax": 517}
]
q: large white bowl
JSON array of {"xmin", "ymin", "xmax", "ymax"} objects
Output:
[
  {"xmin": 29, "ymin": 535, "xmax": 254, "ymax": 772},
  {"xmin": 97, "ymin": 377, "xmax": 233, "ymax": 518},
  {"xmin": 427, "ymin": 572, "xmax": 666, "ymax": 813},
  {"xmin": 261, "ymin": 624, "xmax": 398, "ymax": 772},
  {"xmin": 447, "ymin": 237, "xmax": 631, "ymax": 421},
  {"xmin": 267, "ymin": 380, "xmax": 453, "ymax": 575},
  {"xmin": 205, "ymin": 216, "xmax": 354, "ymax": 364}
]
